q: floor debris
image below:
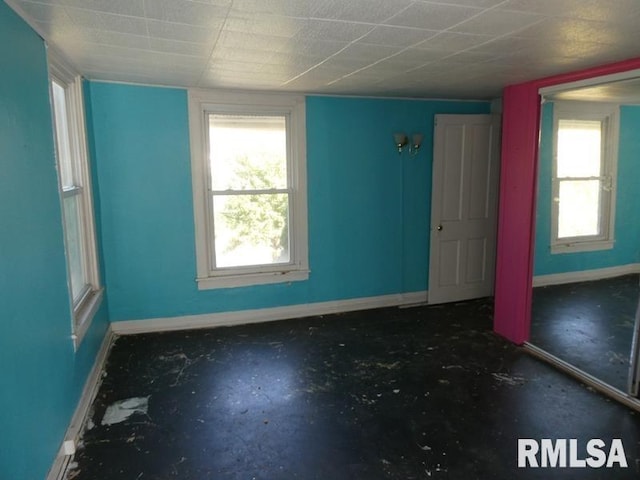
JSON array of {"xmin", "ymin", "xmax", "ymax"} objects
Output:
[
  {"xmin": 491, "ymin": 373, "xmax": 525, "ymax": 386},
  {"xmin": 101, "ymin": 396, "xmax": 150, "ymax": 426}
]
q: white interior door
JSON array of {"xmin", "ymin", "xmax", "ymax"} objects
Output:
[{"xmin": 428, "ymin": 114, "xmax": 501, "ymax": 304}]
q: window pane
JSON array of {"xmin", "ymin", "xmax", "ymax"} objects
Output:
[
  {"xmin": 209, "ymin": 114, "xmax": 287, "ymax": 191},
  {"xmin": 213, "ymin": 193, "xmax": 290, "ymax": 268},
  {"xmin": 557, "ymin": 119, "xmax": 601, "ymax": 178},
  {"xmin": 52, "ymin": 81, "xmax": 74, "ymax": 188},
  {"xmin": 63, "ymin": 194, "xmax": 89, "ymax": 302},
  {"xmin": 558, "ymin": 179, "xmax": 600, "ymax": 238}
]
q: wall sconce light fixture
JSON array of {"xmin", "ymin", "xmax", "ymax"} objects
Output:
[
  {"xmin": 394, "ymin": 132, "xmax": 424, "ymax": 156},
  {"xmin": 394, "ymin": 133, "xmax": 408, "ymax": 153}
]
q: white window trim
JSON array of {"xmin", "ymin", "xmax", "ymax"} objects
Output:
[
  {"xmin": 550, "ymin": 101, "xmax": 618, "ymax": 254},
  {"xmin": 48, "ymin": 49, "xmax": 103, "ymax": 348},
  {"xmin": 188, "ymin": 89, "xmax": 309, "ymax": 289}
]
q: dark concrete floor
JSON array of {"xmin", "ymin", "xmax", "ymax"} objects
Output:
[
  {"xmin": 66, "ymin": 299, "xmax": 640, "ymax": 479},
  {"xmin": 531, "ymin": 274, "xmax": 640, "ymax": 392}
]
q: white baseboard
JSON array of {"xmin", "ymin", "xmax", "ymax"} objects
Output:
[
  {"xmin": 111, "ymin": 291, "xmax": 429, "ymax": 335},
  {"xmin": 533, "ymin": 263, "xmax": 640, "ymax": 288},
  {"xmin": 46, "ymin": 291, "xmax": 428, "ymax": 478},
  {"xmin": 47, "ymin": 327, "xmax": 115, "ymax": 480}
]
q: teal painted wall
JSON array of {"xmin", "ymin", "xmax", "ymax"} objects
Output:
[
  {"xmin": 0, "ymin": 3, "xmax": 109, "ymax": 478},
  {"xmin": 87, "ymin": 82, "xmax": 490, "ymax": 321},
  {"xmin": 534, "ymin": 102, "xmax": 640, "ymax": 275}
]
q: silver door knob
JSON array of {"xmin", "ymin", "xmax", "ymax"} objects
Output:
[{"xmin": 436, "ymin": 225, "xmax": 443, "ymax": 231}]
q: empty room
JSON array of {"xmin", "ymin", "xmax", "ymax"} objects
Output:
[{"xmin": 3, "ymin": 0, "xmax": 640, "ymax": 478}]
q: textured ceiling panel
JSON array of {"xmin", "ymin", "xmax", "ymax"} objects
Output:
[
  {"xmin": 143, "ymin": 0, "xmax": 229, "ymax": 26},
  {"xmin": 450, "ymin": 8, "xmax": 543, "ymax": 35},
  {"xmin": 63, "ymin": 8, "xmax": 148, "ymax": 35},
  {"xmin": 7, "ymin": 0, "xmax": 640, "ymax": 99},
  {"xmin": 433, "ymin": 0, "xmax": 506, "ymax": 7},
  {"xmin": 148, "ymin": 37, "xmax": 212, "ymax": 56},
  {"xmin": 230, "ymin": 0, "xmax": 313, "ymax": 17},
  {"xmin": 311, "ymin": 0, "xmax": 413, "ymax": 23},
  {"xmin": 146, "ymin": 19, "xmax": 222, "ymax": 43},
  {"xmin": 224, "ymin": 13, "xmax": 306, "ymax": 37},
  {"xmin": 501, "ymin": 0, "xmax": 640, "ymax": 23},
  {"xmin": 415, "ymin": 31, "xmax": 494, "ymax": 52},
  {"xmin": 359, "ymin": 25, "xmax": 438, "ymax": 48},
  {"xmin": 384, "ymin": 2, "xmax": 483, "ymax": 30},
  {"xmin": 60, "ymin": 0, "xmax": 146, "ymax": 16},
  {"xmin": 300, "ymin": 19, "xmax": 373, "ymax": 42}
]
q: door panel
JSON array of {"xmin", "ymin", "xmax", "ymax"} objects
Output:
[
  {"xmin": 438, "ymin": 240, "xmax": 461, "ymax": 287},
  {"xmin": 442, "ymin": 126, "xmax": 465, "ymax": 221},
  {"xmin": 469, "ymin": 126, "xmax": 493, "ymax": 219},
  {"xmin": 429, "ymin": 114, "xmax": 500, "ymax": 304},
  {"xmin": 466, "ymin": 237, "xmax": 487, "ymax": 283}
]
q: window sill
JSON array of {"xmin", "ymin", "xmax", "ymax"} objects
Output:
[
  {"xmin": 551, "ymin": 240, "xmax": 614, "ymax": 254},
  {"xmin": 197, "ymin": 269, "xmax": 309, "ymax": 290},
  {"xmin": 72, "ymin": 287, "xmax": 104, "ymax": 350}
]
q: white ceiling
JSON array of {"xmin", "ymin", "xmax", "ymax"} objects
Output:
[
  {"xmin": 547, "ymin": 77, "xmax": 640, "ymax": 104},
  {"xmin": 8, "ymin": 0, "xmax": 640, "ymax": 99}
]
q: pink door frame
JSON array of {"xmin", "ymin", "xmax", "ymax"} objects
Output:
[{"xmin": 493, "ymin": 57, "xmax": 640, "ymax": 345}]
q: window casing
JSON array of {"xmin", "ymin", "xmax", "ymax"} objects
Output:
[
  {"xmin": 49, "ymin": 53, "xmax": 102, "ymax": 346},
  {"xmin": 188, "ymin": 90, "xmax": 309, "ymax": 289},
  {"xmin": 550, "ymin": 101, "xmax": 618, "ymax": 254}
]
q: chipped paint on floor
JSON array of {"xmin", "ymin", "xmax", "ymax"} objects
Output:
[{"xmin": 101, "ymin": 396, "xmax": 150, "ymax": 426}]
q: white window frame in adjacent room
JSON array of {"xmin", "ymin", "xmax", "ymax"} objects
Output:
[
  {"xmin": 49, "ymin": 51, "xmax": 103, "ymax": 347},
  {"xmin": 550, "ymin": 101, "xmax": 619, "ymax": 254},
  {"xmin": 188, "ymin": 89, "xmax": 309, "ymax": 289}
]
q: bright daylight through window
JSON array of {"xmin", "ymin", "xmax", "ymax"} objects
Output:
[
  {"xmin": 209, "ymin": 114, "xmax": 290, "ymax": 268},
  {"xmin": 552, "ymin": 102, "xmax": 618, "ymax": 253},
  {"xmin": 189, "ymin": 91, "xmax": 308, "ymax": 289},
  {"xmin": 50, "ymin": 55, "xmax": 102, "ymax": 346}
]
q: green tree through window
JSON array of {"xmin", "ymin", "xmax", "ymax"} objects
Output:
[{"xmin": 219, "ymin": 155, "xmax": 289, "ymax": 263}]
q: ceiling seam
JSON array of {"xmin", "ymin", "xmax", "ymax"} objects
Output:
[
  {"xmin": 325, "ymin": 0, "xmax": 546, "ymax": 88},
  {"xmin": 195, "ymin": 0, "xmax": 234, "ymax": 87},
  {"xmin": 280, "ymin": 0, "xmax": 424, "ymax": 87}
]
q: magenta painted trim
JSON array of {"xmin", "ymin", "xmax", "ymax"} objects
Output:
[
  {"xmin": 493, "ymin": 83, "xmax": 540, "ymax": 344},
  {"xmin": 494, "ymin": 57, "xmax": 640, "ymax": 345}
]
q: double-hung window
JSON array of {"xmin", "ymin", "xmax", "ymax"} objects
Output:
[
  {"xmin": 49, "ymin": 54, "xmax": 102, "ymax": 345},
  {"xmin": 188, "ymin": 90, "xmax": 309, "ymax": 289},
  {"xmin": 551, "ymin": 101, "xmax": 619, "ymax": 253}
]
